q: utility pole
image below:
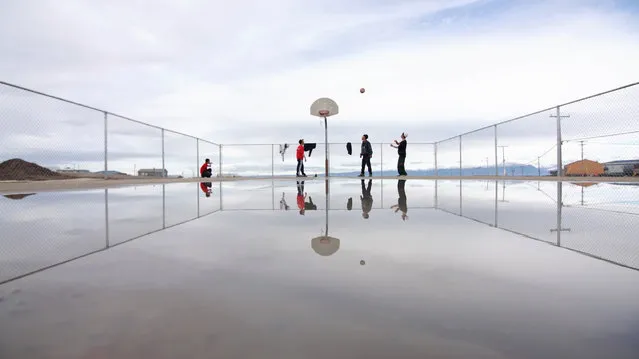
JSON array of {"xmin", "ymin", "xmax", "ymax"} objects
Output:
[
  {"xmin": 579, "ymin": 140, "xmax": 585, "ymax": 161},
  {"xmin": 537, "ymin": 157, "xmax": 541, "ymax": 176},
  {"xmin": 550, "ymin": 108, "xmax": 570, "ymax": 177},
  {"xmin": 498, "ymin": 145, "xmax": 508, "ymax": 176},
  {"xmin": 485, "ymin": 157, "xmax": 489, "ymax": 170}
]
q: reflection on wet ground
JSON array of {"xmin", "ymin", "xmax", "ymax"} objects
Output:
[{"xmin": 1, "ymin": 179, "xmax": 638, "ymax": 358}]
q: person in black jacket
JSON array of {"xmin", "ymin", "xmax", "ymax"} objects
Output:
[
  {"xmin": 359, "ymin": 134, "xmax": 373, "ymax": 177},
  {"xmin": 390, "ymin": 132, "xmax": 407, "ymax": 176}
]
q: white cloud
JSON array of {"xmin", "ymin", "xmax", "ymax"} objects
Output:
[{"xmin": 1, "ymin": 0, "xmax": 638, "ymax": 174}]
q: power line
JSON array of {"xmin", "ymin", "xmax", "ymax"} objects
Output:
[
  {"xmin": 523, "ymin": 144, "xmax": 557, "ymax": 166},
  {"xmin": 564, "ymin": 129, "xmax": 639, "ymax": 142}
]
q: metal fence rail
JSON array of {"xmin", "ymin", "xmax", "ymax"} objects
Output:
[
  {"xmin": 217, "ymin": 81, "xmax": 639, "ymax": 178},
  {"xmin": 2, "ymin": 80, "xmax": 638, "ymax": 180},
  {"xmin": 0, "ymin": 81, "xmax": 220, "ymax": 180}
]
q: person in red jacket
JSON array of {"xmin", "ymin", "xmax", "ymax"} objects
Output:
[
  {"xmin": 200, "ymin": 158, "xmax": 212, "ymax": 178},
  {"xmin": 296, "ymin": 139, "xmax": 307, "ymax": 177}
]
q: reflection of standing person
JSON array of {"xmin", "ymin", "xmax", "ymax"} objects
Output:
[
  {"xmin": 297, "ymin": 181, "xmax": 306, "ymax": 215},
  {"xmin": 296, "ymin": 139, "xmax": 307, "ymax": 177},
  {"xmin": 200, "ymin": 182, "xmax": 212, "ymax": 197},
  {"xmin": 390, "ymin": 133, "xmax": 408, "ymax": 176},
  {"xmin": 359, "ymin": 134, "xmax": 373, "ymax": 177},
  {"xmin": 391, "ymin": 180, "xmax": 408, "ymax": 220},
  {"xmin": 280, "ymin": 192, "xmax": 290, "ymax": 210},
  {"xmin": 200, "ymin": 158, "xmax": 212, "ymax": 178},
  {"xmin": 360, "ymin": 179, "xmax": 373, "ymax": 219}
]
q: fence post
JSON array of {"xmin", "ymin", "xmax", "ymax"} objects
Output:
[
  {"xmin": 196, "ymin": 138, "xmax": 199, "ymax": 179},
  {"xmin": 271, "ymin": 144, "xmax": 274, "ymax": 178},
  {"xmin": 219, "ymin": 144, "xmax": 223, "ymax": 178},
  {"xmin": 380, "ymin": 143, "xmax": 383, "ymax": 176},
  {"xmin": 434, "ymin": 142, "xmax": 438, "ymax": 176},
  {"xmin": 459, "ymin": 135, "xmax": 462, "ymax": 176},
  {"xmin": 161, "ymin": 128, "xmax": 165, "ymax": 177},
  {"xmin": 103, "ymin": 112, "xmax": 108, "ymax": 179},
  {"xmin": 494, "ymin": 125, "xmax": 498, "ymax": 176},
  {"xmin": 556, "ymin": 106, "xmax": 562, "ymax": 177}
]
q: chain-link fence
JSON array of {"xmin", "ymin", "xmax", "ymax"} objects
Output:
[
  {"xmin": 437, "ymin": 82, "xmax": 639, "ymax": 178},
  {"xmin": 0, "ymin": 81, "xmax": 221, "ymax": 182},
  {"xmin": 2, "ymin": 81, "xmax": 639, "ymax": 180},
  {"xmin": 435, "ymin": 137, "xmax": 461, "ymax": 176}
]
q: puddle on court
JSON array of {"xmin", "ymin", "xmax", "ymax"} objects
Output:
[{"xmin": 1, "ymin": 179, "xmax": 638, "ymax": 359}]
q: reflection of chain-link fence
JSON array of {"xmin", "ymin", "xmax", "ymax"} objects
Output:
[
  {"xmin": 0, "ymin": 183, "xmax": 221, "ymax": 285},
  {"xmin": 433, "ymin": 180, "xmax": 639, "ymax": 271}
]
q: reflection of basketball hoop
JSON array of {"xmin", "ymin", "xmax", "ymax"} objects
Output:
[{"xmin": 318, "ymin": 110, "xmax": 329, "ymax": 117}]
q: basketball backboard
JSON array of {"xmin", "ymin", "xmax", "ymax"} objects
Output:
[{"xmin": 310, "ymin": 97, "xmax": 339, "ymax": 117}]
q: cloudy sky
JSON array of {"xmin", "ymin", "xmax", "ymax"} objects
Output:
[{"xmin": 1, "ymin": 0, "xmax": 639, "ymax": 175}]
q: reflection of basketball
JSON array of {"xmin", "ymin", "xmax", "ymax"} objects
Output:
[{"xmin": 360, "ymin": 88, "xmax": 365, "ymax": 93}]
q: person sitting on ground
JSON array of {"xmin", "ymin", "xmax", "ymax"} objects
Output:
[{"xmin": 200, "ymin": 158, "xmax": 212, "ymax": 178}]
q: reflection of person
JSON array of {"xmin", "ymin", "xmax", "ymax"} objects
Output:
[
  {"xmin": 359, "ymin": 134, "xmax": 373, "ymax": 177},
  {"xmin": 296, "ymin": 139, "xmax": 307, "ymax": 177},
  {"xmin": 360, "ymin": 179, "xmax": 373, "ymax": 219},
  {"xmin": 280, "ymin": 192, "xmax": 290, "ymax": 210},
  {"xmin": 304, "ymin": 196, "xmax": 317, "ymax": 210},
  {"xmin": 390, "ymin": 132, "xmax": 407, "ymax": 176},
  {"xmin": 391, "ymin": 179, "xmax": 408, "ymax": 220},
  {"xmin": 200, "ymin": 182, "xmax": 212, "ymax": 197},
  {"xmin": 346, "ymin": 197, "xmax": 353, "ymax": 211},
  {"xmin": 200, "ymin": 158, "xmax": 212, "ymax": 178},
  {"xmin": 297, "ymin": 181, "xmax": 306, "ymax": 215}
]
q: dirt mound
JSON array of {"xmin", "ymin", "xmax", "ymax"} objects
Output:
[{"xmin": 0, "ymin": 159, "xmax": 73, "ymax": 181}]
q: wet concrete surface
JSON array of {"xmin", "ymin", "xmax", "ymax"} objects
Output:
[{"xmin": 1, "ymin": 179, "xmax": 638, "ymax": 358}]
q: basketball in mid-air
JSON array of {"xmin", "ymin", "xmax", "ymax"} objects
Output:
[{"xmin": 360, "ymin": 88, "xmax": 365, "ymax": 93}]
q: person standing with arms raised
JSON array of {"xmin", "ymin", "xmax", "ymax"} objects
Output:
[
  {"xmin": 390, "ymin": 132, "xmax": 408, "ymax": 176},
  {"xmin": 359, "ymin": 134, "xmax": 373, "ymax": 177}
]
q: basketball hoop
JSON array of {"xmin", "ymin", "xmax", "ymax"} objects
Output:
[
  {"xmin": 310, "ymin": 98, "xmax": 338, "ymax": 118},
  {"xmin": 309, "ymin": 97, "xmax": 339, "ymax": 180}
]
